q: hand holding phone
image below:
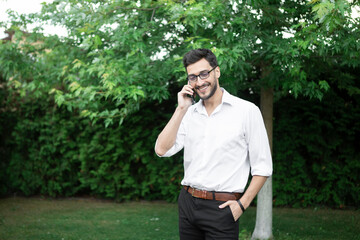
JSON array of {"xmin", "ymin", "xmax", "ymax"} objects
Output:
[
  {"xmin": 187, "ymin": 81, "xmax": 196, "ymax": 105},
  {"xmin": 178, "ymin": 82, "xmax": 195, "ymax": 109}
]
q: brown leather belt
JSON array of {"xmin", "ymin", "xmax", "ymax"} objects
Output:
[{"xmin": 184, "ymin": 186, "xmax": 242, "ymax": 201}]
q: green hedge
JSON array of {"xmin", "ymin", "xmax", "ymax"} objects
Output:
[
  {"xmin": 273, "ymin": 88, "xmax": 360, "ymax": 208},
  {"xmin": 1, "ymin": 88, "xmax": 183, "ymax": 202},
  {"xmin": 1, "ymin": 83, "xmax": 359, "ymax": 208}
]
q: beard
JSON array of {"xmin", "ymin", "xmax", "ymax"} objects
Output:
[{"xmin": 195, "ymin": 75, "xmax": 218, "ymax": 101}]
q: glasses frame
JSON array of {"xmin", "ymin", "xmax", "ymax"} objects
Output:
[{"xmin": 187, "ymin": 65, "xmax": 217, "ymax": 83}]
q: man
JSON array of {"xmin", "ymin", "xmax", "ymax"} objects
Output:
[{"xmin": 155, "ymin": 48, "xmax": 272, "ymax": 239}]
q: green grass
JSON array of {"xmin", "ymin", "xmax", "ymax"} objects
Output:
[{"xmin": 0, "ymin": 197, "xmax": 359, "ymax": 240}]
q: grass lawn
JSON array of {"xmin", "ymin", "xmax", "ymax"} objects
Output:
[{"xmin": 0, "ymin": 197, "xmax": 359, "ymax": 240}]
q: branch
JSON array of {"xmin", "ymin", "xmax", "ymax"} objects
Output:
[
  {"xmin": 102, "ymin": 5, "xmax": 161, "ymax": 21},
  {"xmin": 151, "ymin": 8, "xmax": 156, "ymax": 22},
  {"xmin": 114, "ymin": 6, "xmax": 160, "ymax": 12}
]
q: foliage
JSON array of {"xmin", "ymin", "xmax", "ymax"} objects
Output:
[
  {"xmin": 76, "ymin": 100, "xmax": 184, "ymax": 202},
  {"xmin": 1, "ymin": 90, "xmax": 183, "ymax": 201},
  {"xmin": 273, "ymin": 88, "xmax": 360, "ymax": 208},
  {"xmin": 4, "ymin": 98, "xmax": 82, "ymax": 197},
  {"xmin": 3, "ymin": 0, "xmax": 356, "ymax": 123},
  {"xmin": 0, "ymin": 0, "xmax": 359, "ymax": 207},
  {"xmin": 1, "ymin": 71, "xmax": 359, "ymax": 207}
]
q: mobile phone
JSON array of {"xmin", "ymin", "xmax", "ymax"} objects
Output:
[
  {"xmin": 187, "ymin": 81, "xmax": 196, "ymax": 104},
  {"xmin": 188, "ymin": 92, "xmax": 196, "ymax": 104}
]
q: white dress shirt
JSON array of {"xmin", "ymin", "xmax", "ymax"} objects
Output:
[{"xmin": 156, "ymin": 88, "xmax": 272, "ymax": 193}]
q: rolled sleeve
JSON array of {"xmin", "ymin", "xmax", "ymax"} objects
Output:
[
  {"xmin": 246, "ymin": 105, "xmax": 273, "ymax": 177},
  {"xmin": 154, "ymin": 120, "xmax": 186, "ymax": 158},
  {"xmin": 154, "ymin": 138, "xmax": 182, "ymax": 157}
]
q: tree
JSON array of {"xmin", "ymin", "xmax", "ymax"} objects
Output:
[{"xmin": 1, "ymin": 0, "xmax": 359, "ymax": 238}]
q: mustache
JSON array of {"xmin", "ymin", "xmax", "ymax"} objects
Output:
[{"xmin": 195, "ymin": 83, "xmax": 210, "ymax": 90}]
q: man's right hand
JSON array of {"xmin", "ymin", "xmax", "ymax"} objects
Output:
[{"xmin": 178, "ymin": 83, "xmax": 195, "ymax": 109}]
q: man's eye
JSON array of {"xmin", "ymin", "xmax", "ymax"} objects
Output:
[{"xmin": 200, "ymin": 72, "xmax": 209, "ymax": 78}]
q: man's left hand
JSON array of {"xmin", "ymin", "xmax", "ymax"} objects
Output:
[{"xmin": 219, "ymin": 200, "xmax": 243, "ymax": 221}]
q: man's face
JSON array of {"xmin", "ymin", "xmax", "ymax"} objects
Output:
[{"xmin": 186, "ymin": 58, "xmax": 219, "ymax": 101}]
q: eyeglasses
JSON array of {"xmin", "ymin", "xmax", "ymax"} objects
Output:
[{"xmin": 187, "ymin": 65, "xmax": 217, "ymax": 83}]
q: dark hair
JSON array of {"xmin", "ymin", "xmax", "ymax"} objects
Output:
[{"xmin": 183, "ymin": 48, "xmax": 218, "ymax": 69}]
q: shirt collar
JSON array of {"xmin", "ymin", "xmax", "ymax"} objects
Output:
[
  {"xmin": 192, "ymin": 88, "xmax": 234, "ymax": 114},
  {"xmin": 221, "ymin": 88, "xmax": 234, "ymax": 106}
]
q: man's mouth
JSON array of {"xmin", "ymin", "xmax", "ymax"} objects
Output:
[{"xmin": 196, "ymin": 83, "xmax": 210, "ymax": 93}]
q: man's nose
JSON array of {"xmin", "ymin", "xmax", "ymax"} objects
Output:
[{"xmin": 195, "ymin": 77, "xmax": 205, "ymax": 85}]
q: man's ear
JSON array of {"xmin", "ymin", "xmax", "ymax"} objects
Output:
[{"xmin": 215, "ymin": 66, "xmax": 221, "ymax": 79}]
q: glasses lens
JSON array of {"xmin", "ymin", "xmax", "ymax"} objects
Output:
[
  {"xmin": 188, "ymin": 75, "xmax": 196, "ymax": 82},
  {"xmin": 199, "ymin": 72, "xmax": 209, "ymax": 79}
]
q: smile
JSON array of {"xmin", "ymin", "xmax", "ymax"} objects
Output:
[{"xmin": 196, "ymin": 83, "xmax": 210, "ymax": 92}]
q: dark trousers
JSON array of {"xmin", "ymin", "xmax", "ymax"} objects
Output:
[{"xmin": 178, "ymin": 188, "xmax": 239, "ymax": 240}]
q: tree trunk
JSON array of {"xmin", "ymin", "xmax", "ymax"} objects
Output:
[{"xmin": 252, "ymin": 87, "xmax": 273, "ymax": 240}]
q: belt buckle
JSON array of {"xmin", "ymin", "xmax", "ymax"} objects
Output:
[{"xmin": 191, "ymin": 188, "xmax": 195, "ymax": 196}]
